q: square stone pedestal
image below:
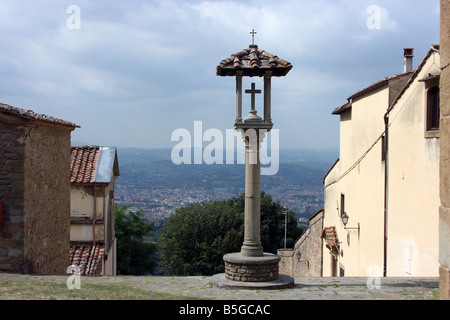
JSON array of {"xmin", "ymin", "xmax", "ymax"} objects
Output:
[{"xmin": 210, "ymin": 252, "xmax": 294, "ymax": 290}]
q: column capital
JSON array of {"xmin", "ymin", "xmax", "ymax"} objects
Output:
[{"xmin": 264, "ymin": 70, "xmax": 273, "ymax": 79}]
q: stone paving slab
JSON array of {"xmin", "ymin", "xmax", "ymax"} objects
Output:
[{"xmin": 0, "ymin": 273, "xmax": 439, "ymax": 300}]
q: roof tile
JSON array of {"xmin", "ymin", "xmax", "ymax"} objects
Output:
[
  {"xmin": 217, "ymin": 45, "xmax": 292, "ymax": 77},
  {"xmin": 69, "ymin": 243, "xmax": 104, "ymax": 276},
  {"xmin": 0, "ymin": 102, "xmax": 79, "ymax": 128},
  {"xmin": 321, "ymin": 226, "xmax": 339, "ymax": 249},
  {"xmin": 70, "ymin": 146, "xmax": 100, "ymax": 184}
]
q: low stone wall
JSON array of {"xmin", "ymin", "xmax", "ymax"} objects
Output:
[{"xmin": 277, "ymin": 249, "xmax": 294, "ymax": 277}]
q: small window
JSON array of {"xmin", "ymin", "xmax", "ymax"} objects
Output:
[
  {"xmin": 340, "ymin": 193, "xmax": 345, "ymax": 218},
  {"xmin": 331, "ymin": 254, "xmax": 338, "ymax": 277},
  {"xmin": 427, "ymin": 86, "xmax": 440, "ymax": 131},
  {"xmin": 340, "ymin": 265, "xmax": 345, "ymax": 277}
]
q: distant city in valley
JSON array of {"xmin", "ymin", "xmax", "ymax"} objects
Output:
[{"xmin": 111, "ymin": 147, "xmax": 338, "ymax": 227}]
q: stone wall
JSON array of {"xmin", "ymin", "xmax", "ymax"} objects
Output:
[
  {"xmin": 277, "ymin": 249, "xmax": 294, "ymax": 277},
  {"xmin": 440, "ymin": 0, "xmax": 450, "ymax": 300},
  {"xmin": 223, "ymin": 253, "xmax": 280, "ymax": 282},
  {"xmin": 224, "ymin": 260, "xmax": 279, "ymax": 282},
  {"xmin": 23, "ymin": 124, "xmax": 71, "ymax": 274},
  {"xmin": 278, "ymin": 210, "xmax": 324, "ymax": 278},
  {"xmin": 0, "ymin": 121, "xmax": 72, "ymax": 274},
  {"xmin": 0, "ymin": 123, "xmax": 26, "ymax": 272}
]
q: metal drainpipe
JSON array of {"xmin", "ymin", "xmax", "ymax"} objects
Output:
[{"xmin": 383, "ymin": 112, "xmax": 389, "ymax": 277}]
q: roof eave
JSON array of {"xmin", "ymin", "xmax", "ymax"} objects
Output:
[
  {"xmin": 331, "ymin": 103, "xmax": 352, "ymax": 115},
  {"xmin": 216, "ymin": 65, "xmax": 292, "ymax": 77},
  {"xmin": 0, "ymin": 103, "xmax": 80, "ymax": 129}
]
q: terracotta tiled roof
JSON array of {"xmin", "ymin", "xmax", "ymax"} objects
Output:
[
  {"xmin": 70, "ymin": 146, "xmax": 100, "ymax": 184},
  {"xmin": 331, "ymin": 71, "xmax": 414, "ymax": 115},
  {"xmin": 69, "ymin": 243, "xmax": 104, "ymax": 276},
  {"xmin": 0, "ymin": 102, "xmax": 79, "ymax": 128},
  {"xmin": 321, "ymin": 227, "xmax": 339, "ymax": 250},
  {"xmin": 71, "ymin": 146, "xmax": 119, "ymax": 184},
  {"xmin": 217, "ymin": 44, "xmax": 293, "ymax": 77},
  {"xmin": 332, "ymin": 102, "xmax": 352, "ymax": 115}
]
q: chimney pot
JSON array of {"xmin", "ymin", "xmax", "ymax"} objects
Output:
[{"xmin": 404, "ymin": 48, "xmax": 414, "ymax": 73}]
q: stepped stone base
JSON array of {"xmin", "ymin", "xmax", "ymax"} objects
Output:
[
  {"xmin": 210, "ymin": 252, "xmax": 294, "ymax": 290},
  {"xmin": 223, "ymin": 252, "xmax": 280, "ymax": 282},
  {"xmin": 210, "ymin": 273, "xmax": 294, "ymax": 290}
]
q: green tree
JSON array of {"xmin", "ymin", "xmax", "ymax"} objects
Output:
[
  {"xmin": 115, "ymin": 205, "xmax": 156, "ymax": 275},
  {"xmin": 158, "ymin": 192, "xmax": 301, "ymax": 276}
]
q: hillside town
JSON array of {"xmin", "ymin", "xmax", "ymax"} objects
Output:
[{"xmin": 115, "ymin": 183, "xmax": 323, "ymax": 225}]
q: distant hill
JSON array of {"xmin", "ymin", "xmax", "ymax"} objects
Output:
[
  {"xmin": 114, "ymin": 148, "xmax": 338, "ymax": 189},
  {"xmin": 115, "ymin": 147, "xmax": 338, "ymax": 165}
]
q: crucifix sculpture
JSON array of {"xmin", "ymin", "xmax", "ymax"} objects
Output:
[
  {"xmin": 244, "ymin": 82, "xmax": 263, "ymax": 123},
  {"xmin": 245, "ymin": 82, "xmax": 261, "ymax": 112}
]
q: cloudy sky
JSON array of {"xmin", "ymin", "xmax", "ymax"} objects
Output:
[{"xmin": 0, "ymin": 0, "xmax": 440, "ymax": 150}]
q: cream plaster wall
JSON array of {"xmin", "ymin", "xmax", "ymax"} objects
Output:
[
  {"xmin": 324, "ymin": 86, "xmax": 388, "ymax": 277},
  {"xmin": 70, "ymin": 183, "xmax": 114, "ymax": 242},
  {"xmin": 324, "ymin": 50, "xmax": 441, "ymax": 278},
  {"xmin": 386, "ymin": 51, "xmax": 440, "ymax": 276}
]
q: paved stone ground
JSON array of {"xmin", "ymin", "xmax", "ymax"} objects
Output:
[{"xmin": 0, "ymin": 273, "xmax": 439, "ymax": 300}]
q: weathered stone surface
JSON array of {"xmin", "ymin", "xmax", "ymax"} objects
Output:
[
  {"xmin": 441, "ymin": 0, "xmax": 450, "ymax": 117},
  {"xmin": 0, "ymin": 124, "xmax": 25, "ymax": 273},
  {"xmin": 210, "ymin": 273, "xmax": 295, "ymax": 290},
  {"xmin": 223, "ymin": 252, "xmax": 280, "ymax": 282},
  {"xmin": 440, "ymin": 117, "xmax": 450, "ymax": 208},
  {"xmin": 441, "ymin": 0, "xmax": 450, "ymax": 300},
  {"xmin": 0, "ymin": 120, "xmax": 72, "ymax": 274},
  {"xmin": 440, "ymin": 265, "xmax": 450, "ymax": 300},
  {"xmin": 278, "ymin": 210, "xmax": 324, "ymax": 278},
  {"xmin": 440, "ymin": 206, "xmax": 450, "ymax": 269},
  {"xmin": 23, "ymin": 125, "xmax": 71, "ymax": 274}
]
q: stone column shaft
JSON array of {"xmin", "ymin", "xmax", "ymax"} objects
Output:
[
  {"xmin": 264, "ymin": 71, "xmax": 272, "ymax": 124},
  {"xmin": 241, "ymin": 131, "xmax": 263, "ymax": 257},
  {"xmin": 236, "ymin": 71, "xmax": 243, "ymax": 123}
]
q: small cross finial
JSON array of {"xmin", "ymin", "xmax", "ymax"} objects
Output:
[{"xmin": 250, "ymin": 29, "xmax": 257, "ymax": 45}]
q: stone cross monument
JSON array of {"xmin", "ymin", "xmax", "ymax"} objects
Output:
[{"xmin": 211, "ymin": 35, "xmax": 294, "ymax": 289}]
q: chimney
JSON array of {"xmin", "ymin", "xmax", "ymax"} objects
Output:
[{"xmin": 403, "ymin": 48, "xmax": 414, "ymax": 73}]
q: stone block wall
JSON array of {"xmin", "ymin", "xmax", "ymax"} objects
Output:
[
  {"xmin": 277, "ymin": 249, "xmax": 294, "ymax": 277},
  {"xmin": 278, "ymin": 210, "xmax": 324, "ymax": 278},
  {"xmin": 0, "ymin": 122, "xmax": 72, "ymax": 274},
  {"xmin": 293, "ymin": 211, "xmax": 324, "ymax": 277},
  {"xmin": 0, "ymin": 123, "xmax": 26, "ymax": 272},
  {"xmin": 440, "ymin": 0, "xmax": 450, "ymax": 300},
  {"xmin": 224, "ymin": 260, "xmax": 279, "ymax": 282}
]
